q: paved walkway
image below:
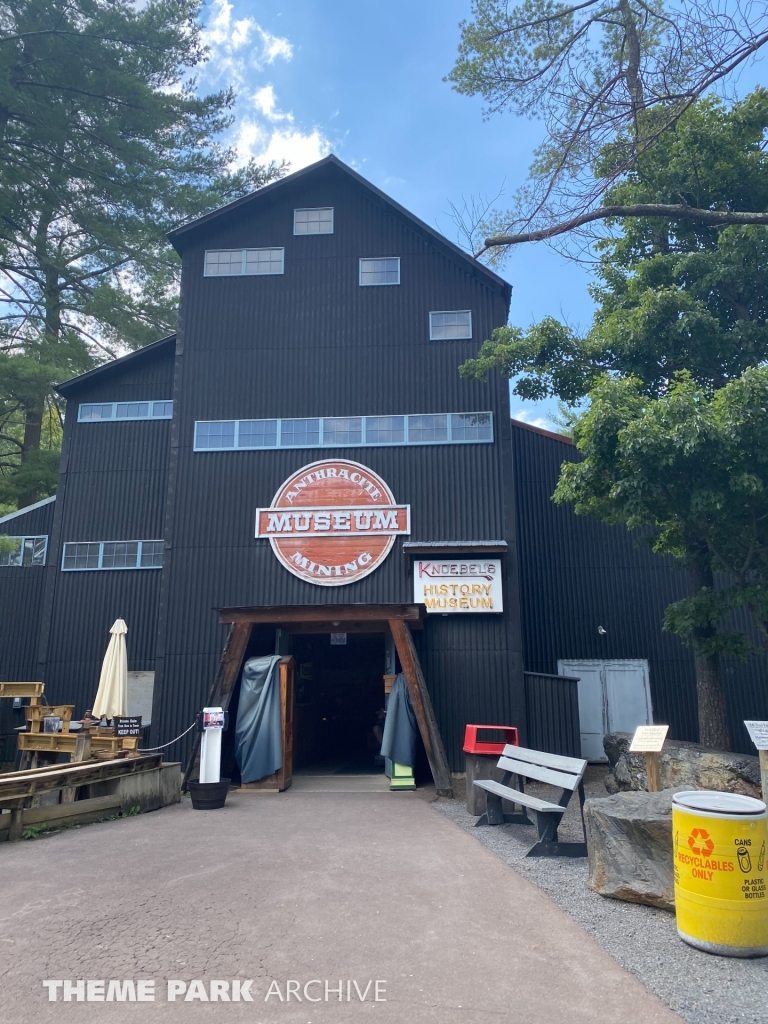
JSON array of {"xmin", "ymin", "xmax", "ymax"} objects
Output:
[{"xmin": 0, "ymin": 790, "xmax": 682, "ymax": 1023}]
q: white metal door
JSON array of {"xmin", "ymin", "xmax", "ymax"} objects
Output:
[{"xmin": 558, "ymin": 659, "xmax": 653, "ymax": 761}]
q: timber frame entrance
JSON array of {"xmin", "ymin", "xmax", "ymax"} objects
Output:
[{"xmin": 182, "ymin": 605, "xmax": 453, "ymax": 797}]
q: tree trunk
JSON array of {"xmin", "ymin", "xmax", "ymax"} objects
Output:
[
  {"xmin": 686, "ymin": 558, "xmax": 730, "ymax": 750},
  {"xmin": 16, "ymin": 395, "xmax": 46, "ymax": 509}
]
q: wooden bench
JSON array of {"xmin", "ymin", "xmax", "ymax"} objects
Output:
[{"xmin": 473, "ymin": 744, "xmax": 588, "ymax": 858}]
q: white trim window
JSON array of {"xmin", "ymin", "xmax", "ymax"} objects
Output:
[
  {"xmin": 61, "ymin": 540, "xmax": 163, "ymax": 571},
  {"xmin": 78, "ymin": 401, "xmax": 172, "ymax": 423},
  {"xmin": 430, "ymin": 310, "xmax": 472, "ymax": 341},
  {"xmin": 204, "ymin": 248, "xmax": 284, "ymax": 277},
  {"xmin": 0, "ymin": 535, "xmax": 47, "ymax": 567},
  {"xmin": 294, "ymin": 208, "xmax": 334, "ymax": 235},
  {"xmin": 193, "ymin": 412, "xmax": 493, "ymax": 451},
  {"xmin": 359, "ymin": 257, "xmax": 400, "ymax": 286}
]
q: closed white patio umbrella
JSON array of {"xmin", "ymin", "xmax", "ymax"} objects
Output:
[{"xmin": 92, "ymin": 619, "xmax": 128, "ymax": 720}]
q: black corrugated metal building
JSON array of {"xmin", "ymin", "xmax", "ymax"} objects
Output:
[{"xmin": 1, "ymin": 156, "xmax": 765, "ymax": 772}]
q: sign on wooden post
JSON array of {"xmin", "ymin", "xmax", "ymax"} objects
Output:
[
  {"xmin": 744, "ymin": 721, "xmax": 768, "ymax": 801},
  {"xmin": 629, "ymin": 724, "xmax": 669, "ymax": 793}
]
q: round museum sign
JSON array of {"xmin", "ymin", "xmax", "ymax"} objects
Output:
[{"xmin": 256, "ymin": 458, "xmax": 410, "ymax": 586}]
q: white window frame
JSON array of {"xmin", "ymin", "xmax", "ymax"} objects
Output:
[
  {"xmin": 429, "ymin": 310, "xmax": 473, "ymax": 341},
  {"xmin": 78, "ymin": 401, "xmax": 173, "ymax": 423},
  {"xmin": 193, "ymin": 412, "xmax": 493, "ymax": 452},
  {"xmin": 0, "ymin": 535, "xmax": 48, "ymax": 567},
  {"xmin": 294, "ymin": 208, "xmax": 334, "ymax": 235},
  {"xmin": 359, "ymin": 257, "xmax": 400, "ymax": 286},
  {"xmin": 204, "ymin": 248, "xmax": 285, "ymax": 277},
  {"xmin": 61, "ymin": 539, "xmax": 164, "ymax": 571}
]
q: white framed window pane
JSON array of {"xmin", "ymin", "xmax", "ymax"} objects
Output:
[
  {"xmin": 139, "ymin": 541, "xmax": 164, "ymax": 568},
  {"xmin": 101, "ymin": 541, "xmax": 139, "ymax": 569},
  {"xmin": 152, "ymin": 401, "xmax": 173, "ymax": 418},
  {"xmin": 238, "ymin": 419, "xmax": 278, "ymax": 448},
  {"xmin": 450, "ymin": 412, "xmax": 492, "ymax": 442},
  {"xmin": 322, "ymin": 417, "xmax": 363, "ymax": 445},
  {"xmin": 0, "ymin": 537, "xmax": 22, "ymax": 566},
  {"xmin": 115, "ymin": 402, "xmax": 150, "ymax": 419},
  {"xmin": 195, "ymin": 421, "xmax": 235, "ymax": 449},
  {"xmin": 244, "ymin": 248, "xmax": 284, "ymax": 275},
  {"xmin": 30, "ymin": 537, "xmax": 47, "ymax": 565},
  {"xmin": 79, "ymin": 404, "xmax": 113, "ymax": 421},
  {"xmin": 62, "ymin": 542, "xmax": 100, "ymax": 570},
  {"xmin": 205, "ymin": 249, "xmax": 244, "ymax": 276},
  {"xmin": 430, "ymin": 310, "xmax": 472, "ymax": 341},
  {"xmin": 280, "ymin": 418, "xmax": 320, "ymax": 447},
  {"xmin": 408, "ymin": 414, "xmax": 448, "ymax": 443},
  {"xmin": 294, "ymin": 208, "xmax": 334, "ymax": 235},
  {"xmin": 360, "ymin": 257, "xmax": 400, "ymax": 286},
  {"xmin": 365, "ymin": 416, "xmax": 405, "ymax": 444}
]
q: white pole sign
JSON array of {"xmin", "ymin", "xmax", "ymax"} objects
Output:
[
  {"xmin": 744, "ymin": 721, "xmax": 768, "ymax": 751},
  {"xmin": 414, "ymin": 559, "xmax": 503, "ymax": 613},
  {"xmin": 629, "ymin": 725, "xmax": 669, "ymax": 753}
]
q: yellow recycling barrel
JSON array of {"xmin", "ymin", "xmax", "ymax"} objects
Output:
[{"xmin": 672, "ymin": 790, "xmax": 768, "ymax": 957}]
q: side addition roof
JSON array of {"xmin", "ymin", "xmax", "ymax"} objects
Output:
[{"xmin": 54, "ymin": 334, "xmax": 176, "ymax": 396}]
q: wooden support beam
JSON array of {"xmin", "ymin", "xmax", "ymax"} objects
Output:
[
  {"xmin": 219, "ymin": 604, "xmax": 422, "ymax": 625},
  {"xmin": 182, "ymin": 621, "xmax": 252, "ymax": 792},
  {"xmin": 388, "ymin": 618, "xmax": 453, "ymax": 798},
  {"xmin": 61, "ymin": 727, "xmax": 93, "ymax": 803}
]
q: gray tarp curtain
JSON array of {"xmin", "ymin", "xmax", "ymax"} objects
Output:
[
  {"xmin": 380, "ymin": 672, "xmax": 418, "ymax": 768},
  {"xmin": 235, "ymin": 655, "xmax": 283, "ymax": 784}
]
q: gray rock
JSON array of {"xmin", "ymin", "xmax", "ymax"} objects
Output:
[
  {"xmin": 603, "ymin": 732, "xmax": 761, "ymax": 798},
  {"xmin": 585, "ymin": 788, "xmax": 682, "ymax": 909}
]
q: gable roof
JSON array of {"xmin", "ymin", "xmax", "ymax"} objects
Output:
[
  {"xmin": 510, "ymin": 417, "xmax": 574, "ymax": 446},
  {"xmin": 55, "ymin": 334, "xmax": 176, "ymax": 396},
  {"xmin": 167, "ymin": 155, "xmax": 512, "ymax": 306}
]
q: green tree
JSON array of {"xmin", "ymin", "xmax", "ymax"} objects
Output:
[
  {"xmin": 555, "ymin": 369, "xmax": 768, "ymax": 749},
  {"xmin": 0, "ymin": 0, "xmax": 283, "ymax": 509}
]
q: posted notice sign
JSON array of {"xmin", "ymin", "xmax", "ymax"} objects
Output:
[
  {"xmin": 414, "ymin": 559, "xmax": 503, "ymax": 613},
  {"xmin": 744, "ymin": 721, "xmax": 768, "ymax": 750}
]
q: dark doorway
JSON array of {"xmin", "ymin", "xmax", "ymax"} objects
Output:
[{"xmin": 291, "ymin": 632, "xmax": 386, "ymax": 774}]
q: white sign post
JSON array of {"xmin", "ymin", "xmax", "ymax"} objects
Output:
[
  {"xmin": 744, "ymin": 721, "xmax": 768, "ymax": 800},
  {"xmin": 199, "ymin": 707, "xmax": 225, "ymax": 784},
  {"xmin": 629, "ymin": 724, "xmax": 669, "ymax": 792},
  {"xmin": 413, "ymin": 559, "xmax": 503, "ymax": 613}
]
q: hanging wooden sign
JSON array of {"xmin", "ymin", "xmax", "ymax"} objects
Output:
[{"xmin": 256, "ymin": 459, "xmax": 410, "ymax": 586}]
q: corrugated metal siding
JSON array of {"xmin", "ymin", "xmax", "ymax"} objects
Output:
[
  {"xmin": 524, "ymin": 672, "xmax": 581, "ymax": 757},
  {"xmin": 511, "ymin": 422, "xmax": 768, "ymax": 754},
  {"xmin": 152, "ymin": 163, "xmax": 524, "ymax": 769}
]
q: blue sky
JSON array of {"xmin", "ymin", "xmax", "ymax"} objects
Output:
[{"xmin": 196, "ymin": 1, "xmax": 766, "ymax": 430}]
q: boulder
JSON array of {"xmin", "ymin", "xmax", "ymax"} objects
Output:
[
  {"xmin": 603, "ymin": 732, "xmax": 761, "ymax": 799},
  {"xmin": 585, "ymin": 788, "xmax": 681, "ymax": 909}
]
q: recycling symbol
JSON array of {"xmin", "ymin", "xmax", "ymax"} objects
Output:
[{"xmin": 688, "ymin": 828, "xmax": 714, "ymax": 856}]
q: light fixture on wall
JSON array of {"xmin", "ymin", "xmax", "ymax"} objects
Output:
[{"xmin": 598, "ymin": 625, "xmax": 607, "ymax": 635}]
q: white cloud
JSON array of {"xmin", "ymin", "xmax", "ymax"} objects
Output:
[
  {"xmin": 235, "ymin": 120, "xmax": 330, "ymax": 171},
  {"xmin": 512, "ymin": 409, "xmax": 554, "ymax": 431},
  {"xmin": 253, "ymin": 85, "xmax": 290, "ymax": 122},
  {"xmin": 202, "ymin": 1, "xmax": 292, "ymax": 83},
  {"xmin": 257, "ymin": 25, "xmax": 293, "ymax": 64}
]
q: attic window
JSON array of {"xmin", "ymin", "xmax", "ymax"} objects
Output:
[
  {"xmin": 204, "ymin": 248, "xmax": 284, "ymax": 277},
  {"xmin": 294, "ymin": 208, "xmax": 334, "ymax": 235},
  {"xmin": 430, "ymin": 310, "xmax": 472, "ymax": 341},
  {"xmin": 359, "ymin": 257, "xmax": 400, "ymax": 286}
]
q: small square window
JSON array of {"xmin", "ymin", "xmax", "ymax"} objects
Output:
[
  {"xmin": 322, "ymin": 417, "xmax": 363, "ymax": 446},
  {"xmin": 21, "ymin": 537, "xmax": 47, "ymax": 566},
  {"xmin": 407, "ymin": 414, "xmax": 448, "ymax": 443},
  {"xmin": 244, "ymin": 248, "xmax": 284, "ymax": 275},
  {"xmin": 140, "ymin": 541, "xmax": 164, "ymax": 568},
  {"xmin": 205, "ymin": 249, "xmax": 244, "ymax": 276},
  {"xmin": 101, "ymin": 541, "xmax": 139, "ymax": 569},
  {"xmin": 238, "ymin": 419, "xmax": 278, "ymax": 448},
  {"xmin": 450, "ymin": 412, "xmax": 492, "ymax": 442},
  {"xmin": 115, "ymin": 402, "xmax": 150, "ymax": 419},
  {"xmin": 294, "ymin": 208, "xmax": 334, "ymax": 235},
  {"xmin": 280, "ymin": 419, "xmax": 320, "ymax": 447},
  {"xmin": 79, "ymin": 404, "xmax": 114, "ymax": 421},
  {"xmin": 430, "ymin": 310, "xmax": 472, "ymax": 341},
  {"xmin": 195, "ymin": 421, "xmax": 235, "ymax": 449},
  {"xmin": 62, "ymin": 542, "xmax": 101, "ymax": 570},
  {"xmin": 359, "ymin": 257, "xmax": 400, "ymax": 286},
  {"xmin": 152, "ymin": 401, "xmax": 173, "ymax": 418},
  {"xmin": 365, "ymin": 416, "xmax": 405, "ymax": 444}
]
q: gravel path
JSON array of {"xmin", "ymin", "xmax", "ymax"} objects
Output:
[{"xmin": 433, "ymin": 777, "xmax": 768, "ymax": 1024}]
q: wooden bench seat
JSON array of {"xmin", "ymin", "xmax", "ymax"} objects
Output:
[{"xmin": 473, "ymin": 744, "xmax": 589, "ymax": 858}]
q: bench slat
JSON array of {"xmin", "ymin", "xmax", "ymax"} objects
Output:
[
  {"xmin": 473, "ymin": 779, "xmax": 564, "ymax": 814},
  {"xmin": 496, "ymin": 755, "xmax": 582, "ymax": 791},
  {"xmin": 501, "ymin": 744, "xmax": 587, "ymax": 777}
]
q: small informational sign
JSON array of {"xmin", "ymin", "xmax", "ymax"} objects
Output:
[
  {"xmin": 330, "ymin": 632, "xmax": 347, "ymax": 645},
  {"xmin": 744, "ymin": 721, "xmax": 768, "ymax": 750},
  {"xmin": 113, "ymin": 715, "xmax": 142, "ymax": 737},
  {"xmin": 629, "ymin": 724, "xmax": 669, "ymax": 752},
  {"xmin": 43, "ymin": 715, "xmax": 62, "ymax": 734},
  {"xmin": 414, "ymin": 559, "xmax": 503, "ymax": 613},
  {"xmin": 202, "ymin": 709, "xmax": 225, "ymax": 730}
]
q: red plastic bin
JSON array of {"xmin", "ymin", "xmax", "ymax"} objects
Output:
[{"xmin": 463, "ymin": 724, "xmax": 519, "ymax": 756}]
